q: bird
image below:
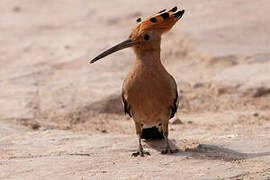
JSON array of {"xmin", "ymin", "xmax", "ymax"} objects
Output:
[{"xmin": 90, "ymin": 7, "xmax": 185, "ymax": 156}]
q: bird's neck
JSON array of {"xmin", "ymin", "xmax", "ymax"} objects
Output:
[{"xmin": 133, "ymin": 48, "xmax": 162, "ymax": 66}]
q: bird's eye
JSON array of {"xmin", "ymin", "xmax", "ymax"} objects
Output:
[
  {"xmin": 143, "ymin": 34, "xmax": 150, "ymax": 41},
  {"xmin": 136, "ymin": 18, "xmax": 142, "ymax": 22}
]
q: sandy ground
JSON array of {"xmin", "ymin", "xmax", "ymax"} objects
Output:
[{"xmin": 1, "ymin": 0, "xmax": 270, "ymax": 179}]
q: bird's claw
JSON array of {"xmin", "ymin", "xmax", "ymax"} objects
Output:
[
  {"xmin": 132, "ymin": 150, "xmax": 151, "ymax": 157},
  {"xmin": 161, "ymin": 148, "xmax": 179, "ymax": 154}
]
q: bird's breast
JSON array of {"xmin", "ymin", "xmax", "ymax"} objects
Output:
[{"xmin": 122, "ymin": 65, "xmax": 174, "ymax": 124}]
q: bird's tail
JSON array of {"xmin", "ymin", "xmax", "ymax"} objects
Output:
[{"xmin": 141, "ymin": 126, "xmax": 164, "ymax": 140}]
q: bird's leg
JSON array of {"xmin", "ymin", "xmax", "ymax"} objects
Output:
[
  {"xmin": 161, "ymin": 122, "xmax": 178, "ymax": 154},
  {"xmin": 132, "ymin": 123, "xmax": 150, "ymax": 157}
]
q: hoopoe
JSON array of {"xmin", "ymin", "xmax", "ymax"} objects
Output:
[{"xmin": 90, "ymin": 7, "xmax": 185, "ymax": 156}]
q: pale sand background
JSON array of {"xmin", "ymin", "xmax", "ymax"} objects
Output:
[{"xmin": 1, "ymin": 0, "xmax": 270, "ymax": 179}]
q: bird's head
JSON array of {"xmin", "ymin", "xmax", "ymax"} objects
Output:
[{"xmin": 90, "ymin": 7, "xmax": 185, "ymax": 63}]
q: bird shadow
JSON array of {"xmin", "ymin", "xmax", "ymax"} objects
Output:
[{"xmin": 144, "ymin": 139, "xmax": 270, "ymax": 161}]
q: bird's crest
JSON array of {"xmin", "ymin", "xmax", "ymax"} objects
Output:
[
  {"xmin": 130, "ymin": 7, "xmax": 185, "ymax": 39},
  {"xmin": 90, "ymin": 6, "xmax": 185, "ymax": 63}
]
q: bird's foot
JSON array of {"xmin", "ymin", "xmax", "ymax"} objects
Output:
[
  {"xmin": 131, "ymin": 150, "xmax": 150, "ymax": 157},
  {"xmin": 161, "ymin": 148, "xmax": 179, "ymax": 154}
]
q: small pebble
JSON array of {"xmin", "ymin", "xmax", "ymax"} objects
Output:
[
  {"xmin": 193, "ymin": 83, "xmax": 203, "ymax": 88},
  {"xmin": 171, "ymin": 117, "xmax": 183, "ymax": 125},
  {"xmin": 13, "ymin": 6, "xmax": 21, "ymax": 12},
  {"xmin": 101, "ymin": 129, "xmax": 107, "ymax": 133},
  {"xmin": 253, "ymin": 113, "xmax": 259, "ymax": 117},
  {"xmin": 64, "ymin": 45, "xmax": 71, "ymax": 50},
  {"xmin": 191, "ymin": 98, "xmax": 203, "ymax": 106},
  {"xmin": 31, "ymin": 123, "xmax": 40, "ymax": 130}
]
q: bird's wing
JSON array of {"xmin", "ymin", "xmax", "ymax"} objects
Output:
[
  {"xmin": 169, "ymin": 75, "xmax": 179, "ymax": 118},
  {"xmin": 121, "ymin": 87, "xmax": 132, "ymax": 117}
]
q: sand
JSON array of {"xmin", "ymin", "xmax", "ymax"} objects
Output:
[{"xmin": 1, "ymin": 0, "xmax": 270, "ymax": 179}]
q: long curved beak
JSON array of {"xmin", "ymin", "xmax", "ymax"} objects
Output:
[{"xmin": 89, "ymin": 39, "xmax": 137, "ymax": 64}]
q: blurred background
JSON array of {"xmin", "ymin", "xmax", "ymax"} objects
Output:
[
  {"xmin": 1, "ymin": 0, "xmax": 270, "ymax": 138},
  {"xmin": 1, "ymin": 0, "xmax": 270, "ymax": 179}
]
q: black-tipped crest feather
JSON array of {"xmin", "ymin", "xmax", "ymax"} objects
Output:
[
  {"xmin": 158, "ymin": 9, "xmax": 166, "ymax": 13},
  {"xmin": 173, "ymin": 10, "xmax": 185, "ymax": 18},
  {"xmin": 160, "ymin": 12, "xmax": 169, "ymax": 19},
  {"xmin": 169, "ymin": 6, "xmax": 177, "ymax": 12}
]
